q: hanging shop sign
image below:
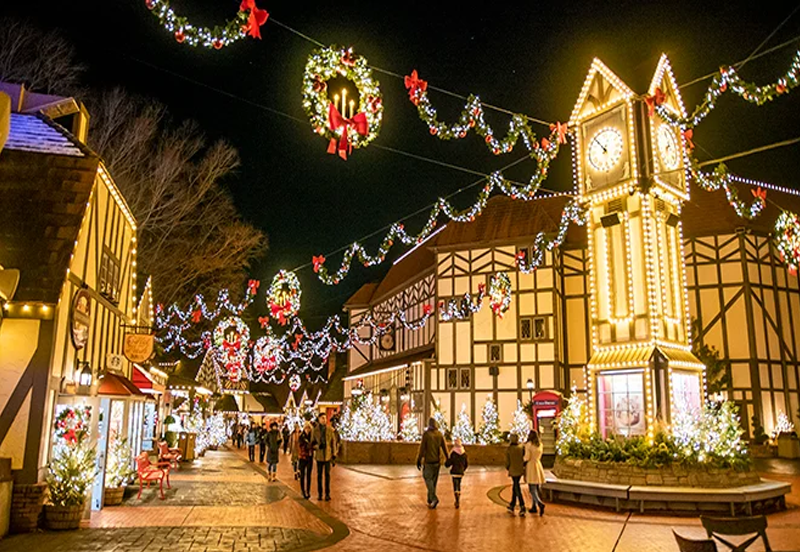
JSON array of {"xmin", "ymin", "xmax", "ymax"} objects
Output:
[
  {"xmin": 70, "ymin": 288, "xmax": 92, "ymax": 350},
  {"xmin": 124, "ymin": 333, "xmax": 155, "ymax": 363}
]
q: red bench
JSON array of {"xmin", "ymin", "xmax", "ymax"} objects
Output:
[
  {"xmin": 158, "ymin": 441, "xmax": 182, "ymax": 468},
  {"xmin": 135, "ymin": 452, "xmax": 171, "ymax": 500}
]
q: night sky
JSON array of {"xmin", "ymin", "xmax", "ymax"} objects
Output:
[{"xmin": 5, "ymin": 0, "xmax": 800, "ymax": 324}]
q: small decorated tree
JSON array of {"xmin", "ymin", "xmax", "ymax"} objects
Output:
[
  {"xmin": 432, "ymin": 400, "xmax": 450, "ymax": 438},
  {"xmin": 104, "ymin": 436, "xmax": 134, "ymax": 505},
  {"xmin": 509, "ymin": 400, "xmax": 531, "ymax": 442},
  {"xmin": 339, "ymin": 392, "xmax": 395, "ymax": 442},
  {"xmin": 555, "ymin": 389, "xmax": 591, "ymax": 456},
  {"xmin": 451, "ymin": 404, "xmax": 477, "ymax": 444},
  {"xmin": 477, "ymin": 396, "xmax": 502, "ymax": 445},
  {"xmin": 400, "ymin": 412, "xmax": 421, "ymax": 442},
  {"xmin": 771, "ymin": 411, "xmax": 796, "ymax": 440}
]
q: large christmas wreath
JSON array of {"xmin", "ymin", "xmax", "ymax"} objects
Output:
[
  {"xmin": 54, "ymin": 405, "xmax": 92, "ymax": 445},
  {"xmin": 267, "ymin": 270, "xmax": 302, "ymax": 325},
  {"xmin": 145, "ymin": 0, "xmax": 269, "ymax": 49},
  {"xmin": 252, "ymin": 334, "xmax": 282, "ymax": 381},
  {"xmin": 775, "ymin": 211, "xmax": 800, "ymax": 275},
  {"xmin": 489, "ymin": 272, "xmax": 512, "ymax": 318},
  {"xmin": 213, "ymin": 316, "xmax": 251, "ymax": 383},
  {"xmin": 302, "ymin": 45, "xmax": 383, "ymax": 159}
]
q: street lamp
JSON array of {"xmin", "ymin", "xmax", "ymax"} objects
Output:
[
  {"xmin": 526, "ymin": 378, "xmax": 534, "ymax": 402},
  {"xmin": 77, "ymin": 361, "xmax": 93, "ymax": 394}
]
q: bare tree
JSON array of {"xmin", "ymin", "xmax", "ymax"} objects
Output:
[
  {"xmin": 0, "ymin": 18, "xmax": 84, "ymax": 94},
  {"xmin": 87, "ymin": 88, "xmax": 267, "ymax": 306}
]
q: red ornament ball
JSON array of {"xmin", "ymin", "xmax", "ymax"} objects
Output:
[
  {"xmin": 430, "ymin": 127, "xmax": 438, "ymax": 135},
  {"xmin": 145, "ymin": 0, "xmax": 155, "ymax": 9},
  {"xmin": 175, "ymin": 30, "xmax": 185, "ymax": 43},
  {"xmin": 485, "ymin": 135, "xmax": 492, "ymax": 144},
  {"xmin": 213, "ymin": 39, "xmax": 224, "ymax": 50}
]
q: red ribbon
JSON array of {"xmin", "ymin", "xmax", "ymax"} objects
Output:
[
  {"xmin": 404, "ymin": 70, "xmax": 428, "ymax": 104},
  {"xmin": 327, "ymin": 103, "xmax": 368, "ymax": 160},
  {"xmin": 292, "ymin": 334, "xmax": 303, "ymax": 351},
  {"xmin": 645, "ymin": 87, "xmax": 666, "ymax": 117},
  {"xmin": 751, "ymin": 187, "xmax": 767, "ymax": 202},
  {"xmin": 550, "ymin": 121, "xmax": 568, "ymax": 144},
  {"xmin": 247, "ymin": 279, "xmax": 260, "ymax": 294},
  {"xmin": 191, "ymin": 309, "xmax": 202, "ymax": 324},
  {"xmin": 258, "ymin": 316, "xmax": 270, "ymax": 329},
  {"xmin": 682, "ymin": 129, "xmax": 695, "ymax": 151},
  {"xmin": 423, "ymin": 304, "xmax": 433, "ymax": 316},
  {"xmin": 540, "ymin": 137, "xmax": 551, "ymax": 150},
  {"xmin": 240, "ymin": 0, "xmax": 269, "ymax": 39},
  {"xmin": 312, "ymin": 255, "xmax": 326, "ymax": 273},
  {"xmin": 270, "ymin": 301, "xmax": 289, "ymax": 326}
]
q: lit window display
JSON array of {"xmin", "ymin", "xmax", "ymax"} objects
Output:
[
  {"xmin": 597, "ymin": 370, "xmax": 645, "ymax": 438},
  {"xmin": 671, "ymin": 370, "xmax": 702, "ymax": 413}
]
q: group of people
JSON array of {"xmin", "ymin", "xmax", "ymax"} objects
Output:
[
  {"xmin": 231, "ymin": 413, "xmax": 340, "ymax": 500},
  {"xmin": 416, "ymin": 417, "xmax": 546, "ymax": 516}
]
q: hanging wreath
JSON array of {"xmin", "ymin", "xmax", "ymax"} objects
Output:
[
  {"xmin": 54, "ymin": 405, "xmax": 92, "ymax": 445},
  {"xmin": 213, "ymin": 316, "xmax": 251, "ymax": 383},
  {"xmin": 268, "ymin": 270, "xmax": 302, "ymax": 325},
  {"xmin": 252, "ymin": 334, "xmax": 282, "ymax": 378},
  {"xmin": 289, "ymin": 373, "xmax": 301, "ymax": 392},
  {"xmin": 775, "ymin": 211, "xmax": 800, "ymax": 275},
  {"xmin": 302, "ymin": 45, "xmax": 383, "ymax": 160},
  {"xmin": 488, "ymin": 272, "xmax": 512, "ymax": 318},
  {"xmin": 145, "ymin": 0, "xmax": 269, "ymax": 49}
]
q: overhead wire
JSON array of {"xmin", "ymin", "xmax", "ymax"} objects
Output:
[{"xmin": 738, "ymin": 4, "xmax": 800, "ymax": 70}]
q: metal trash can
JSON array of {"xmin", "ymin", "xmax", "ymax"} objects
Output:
[{"xmin": 179, "ymin": 432, "xmax": 197, "ymax": 461}]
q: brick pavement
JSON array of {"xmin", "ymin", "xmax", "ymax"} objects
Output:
[{"xmin": 2, "ymin": 444, "xmax": 798, "ymax": 552}]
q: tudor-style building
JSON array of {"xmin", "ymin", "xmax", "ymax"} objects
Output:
[
  {"xmin": 344, "ymin": 56, "xmax": 800, "ymax": 448},
  {"xmin": 0, "ymin": 84, "xmax": 145, "ymax": 510}
]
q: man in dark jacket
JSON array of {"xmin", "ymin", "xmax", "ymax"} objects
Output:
[{"xmin": 416, "ymin": 417, "xmax": 449, "ymax": 509}]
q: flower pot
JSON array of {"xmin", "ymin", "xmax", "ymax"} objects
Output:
[
  {"xmin": 44, "ymin": 503, "xmax": 84, "ymax": 530},
  {"xmin": 104, "ymin": 486, "xmax": 125, "ymax": 506}
]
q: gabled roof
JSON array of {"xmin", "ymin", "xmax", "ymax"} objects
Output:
[
  {"xmin": 648, "ymin": 54, "xmax": 687, "ymax": 119},
  {"xmin": 0, "ymin": 124, "xmax": 99, "ymax": 303},
  {"xmin": 371, "ymin": 242, "xmax": 436, "ymax": 303},
  {"xmin": 5, "ymin": 113, "xmax": 86, "ymax": 157},
  {"xmin": 344, "ymin": 282, "xmax": 379, "ymax": 308},
  {"xmin": 253, "ymin": 392, "xmax": 282, "ymax": 414},
  {"xmin": 570, "ymin": 58, "xmax": 636, "ymax": 125}
]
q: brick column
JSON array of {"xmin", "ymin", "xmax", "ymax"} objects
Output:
[{"xmin": 9, "ymin": 483, "xmax": 46, "ymax": 533}]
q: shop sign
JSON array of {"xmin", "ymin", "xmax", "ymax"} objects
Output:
[
  {"xmin": 124, "ymin": 333, "xmax": 155, "ymax": 363},
  {"xmin": 106, "ymin": 353, "xmax": 124, "ymax": 374},
  {"xmin": 70, "ymin": 289, "xmax": 91, "ymax": 350}
]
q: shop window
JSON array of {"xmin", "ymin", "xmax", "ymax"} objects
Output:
[
  {"xmin": 597, "ymin": 371, "xmax": 645, "ymax": 438},
  {"xmin": 671, "ymin": 371, "xmax": 702, "ymax": 413},
  {"xmin": 460, "ymin": 368, "xmax": 471, "ymax": 389},
  {"xmin": 448, "ymin": 368, "xmax": 458, "ymax": 390},
  {"xmin": 520, "ymin": 318, "xmax": 532, "ymax": 340},
  {"xmin": 99, "ymin": 249, "xmax": 120, "ymax": 304},
  {"xmin": 489, "ymin": 344, "xmax": 502, "ymax": 363}
]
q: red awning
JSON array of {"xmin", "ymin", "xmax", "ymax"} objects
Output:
[{"xmin": 98, "ymin": 372, "xmax": 145, "ymax": 397}]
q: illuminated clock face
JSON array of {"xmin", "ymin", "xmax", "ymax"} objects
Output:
[
  {"xmin": 656, "ymin": 125, "xmax": 680, "ymax": 170},
  {"xmin": 587, "ymin": 127, "xmax": 624, "ymax": 172}
]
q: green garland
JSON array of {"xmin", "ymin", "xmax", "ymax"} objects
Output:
[
  {"xmin": 687, "ymin": 156, "xmax": 766, "ymax": 220},
  {"xmin": 774, "ymin": 211, "xmax": 800, "ymax": 275}
]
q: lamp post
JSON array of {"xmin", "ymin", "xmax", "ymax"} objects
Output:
[{"xmin": 526, "ymin": 378, "xmax": 534, "ymax": 402}]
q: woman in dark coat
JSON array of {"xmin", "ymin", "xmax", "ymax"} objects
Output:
[{"xmin": 265, "ymin": 421, "xmax": 282, "ymax": 481}]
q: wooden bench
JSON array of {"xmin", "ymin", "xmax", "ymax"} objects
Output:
[
  {"xmin": 543, "ymin": 474, "xmax": 630, "ymax": 512},
  {"xmin": 136, "ymin": 452, "xmax": 171, "ymax": 500}
]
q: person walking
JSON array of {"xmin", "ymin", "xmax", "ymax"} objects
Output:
[
  {"xmin": 311, "ymin": 413, "xmax": 338, "ymax": 501},
  {"xmin": 258, "ymin": 423, "xmax": 268, "ymax": 463},
  {"xmin": 505, "ymin": 433, "xmax": 526, "ymax": 516},
  {"xmin": 444, "ymin": 437, "xmax": 468, "ymax": 509},
  {"xmin": 282, "ymin": 424, "xmax": 291, "ymax": 455},
  {"xmin": 416, "ymin": 417, "xmax": 449, "ymax": 509},
  {"xmin": 289, "ymin": 424, "xmax": 301, "ymax": 479},
  {"xmin": 245, "ymin": 425, "xmax": 257, "ymax": 462},
  {"xmin": 523, "ymin": 430, "xmax": 546, "ymax": 516},
  {"xmin": 298, "ymin": 422, "xmax": 314, "ymax": 498},
  {"xmin": 265, "ymin": 421, "xmax": 282, "ymax": 481}
]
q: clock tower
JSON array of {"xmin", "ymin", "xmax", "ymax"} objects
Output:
[{"xmin": 570, "ymin": 55, "xmax": 705, "ymax": 439}]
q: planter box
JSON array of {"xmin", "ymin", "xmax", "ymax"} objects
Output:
[
  {"xmin": 338, "ymin": 440, "xmax": 508, "ymax": 465},
  {"xmin": 553, "ymin": 457, "xmax": 760, "ymax": 488},
  {"xmin": 777, "ymin": 434, "xmax": 800, "ymax": 459},
  {"xmin": 103, "ymin": 487, "xmax": 125, "ymax": 506},
  {"xmin": 43, "ymin": 504, "xmax": 84, "ymax": 531}
]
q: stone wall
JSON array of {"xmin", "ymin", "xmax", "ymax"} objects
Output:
[
  {"xmin": 338, "ymin": 440, "xmax": 508, "ymax": 465},
  {"xmin": 553, "ymin": 457, "xmax": 760, "ymax": 488},
  {"xmin": 9, "ymin": 483, "xmax": 46, "ymax": 533}
]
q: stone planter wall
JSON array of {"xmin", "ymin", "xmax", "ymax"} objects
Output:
[
  {"xmin": 553, "ymin": 457, "xmax": 760, "ymax": 488},
  {"xmin": 338, "ymin": 440, "xmax": 508, "ymax": 465},
  {"xmin": 9, "ymin": 483, "xmax": 46, "ymax": 534}
]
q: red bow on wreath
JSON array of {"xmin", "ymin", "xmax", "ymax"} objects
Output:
[
  {"xmin": 258, "ymin": 316, "xmax": 270, "ymax": 329},
  {"xmin": 312, "ymin": 255, "xmax": 326, "ymax": 273},
  {"xmin": 247, "ymin": 279, "xmax": 260, "ymax": 295},
  {"xmin": 682, "ymin": 129, "xmax": 695, "ymax": 151},
  {"xmin": 292, "ymin": 334, "xmax": 303, "ymax": 351},
  {"xmin": 239, "ymin": 0, "xmax": 269, "ymax": 39},
  {"xmin": 270, "ymin": 301, "xmax": 290, "ymax": 326},
  {"xmin": 550, "ymin": 121, "xmax": 568, "ymax": 144},
  {"xmin": 404, "ymin": 70, "xmax": 428, "ymax": 104},
  {"xmin": 327, "ymin": 103, "xmax": 368, "ymax": 160},
  {"xmin": 645, "ymin": 88, "xmax": 667, "ymax": 117},
  {"xmin": 64, "ymin": 429, "xmax": 77, "ymax": 445},
  {"xmin": 752, "ymin": 187, "xmax": 767, "ymax": 202},
  {"xmin": 423, "ymin": 304, "xmax": 433, "ymax": 316},
  {"xmin": 222, "ymin": 339, "xmax": 241, "ymax": 354},
  {"xmin": 191, "ymin": 309, "xmax": 202, "ymax": 324}
]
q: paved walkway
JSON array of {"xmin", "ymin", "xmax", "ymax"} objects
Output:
[{"xmin": 2, "ymin": 444, "xmax": 799, "ymax": 551}]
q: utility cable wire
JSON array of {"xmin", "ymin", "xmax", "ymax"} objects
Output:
[
  {"xmin": 696, "ymin": 136, "xmax": 800, "ymax": 167},
  {"xmin": 738, "ymin": 4, "xmax": 800, "ymax": 70}
]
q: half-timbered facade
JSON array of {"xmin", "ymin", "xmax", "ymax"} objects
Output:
[{"xmin": 0, "ymin": 85, "xmax": 141, "ymax": 504}]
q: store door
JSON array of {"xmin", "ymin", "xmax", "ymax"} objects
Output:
[{"xmin": 90, "ymin": 398, "xmax": 111, "ymax": 511}]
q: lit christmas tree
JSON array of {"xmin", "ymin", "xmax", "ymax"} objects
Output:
[
  {"xmin": 509, "ymin": 400, "xmax": 531, "ymax": 442},
  {"xmin": 451, "ymin": 403, "xmax": 476, "ymax": 444},
  {"xmin": 339, "ymin": 391, "xmax": 395, "ymax": 442},
  {"xmin": 671, "ymin": 399, "xmax": 748, "ymax": 464},
  {"xmin": 105, "ymin": 436, "xmax": 134, "ymax": 488},
  {"xmin": 477, "ymin": 395, "xmax": 502, "ymax": 444},
  {"xmin": 400, "ymin": 411, "xmax": 421, "ymax": 442},
  {"xmin": 555, "ymin": 388, "xmax": 590, "ymax": 456},
  {"xmin": 771, "ymin": 411, "xmax": 796, "ymax": 439},
  {"xmin": 432, "ymin": 399, "xmax": 449, "ymax": 437}
]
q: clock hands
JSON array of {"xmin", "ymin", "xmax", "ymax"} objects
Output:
[{"xmin": 591, "ymin": 136, "xmax": 608, "ymax": 154}]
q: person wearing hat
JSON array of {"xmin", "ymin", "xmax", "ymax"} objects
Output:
[
  {"xmin": 444, "ymin": 437, "xmax": 468, "ymax": 509},
  {"xmin": 416, "ymin": 417, "xmax": 449, "ymax": 509}
]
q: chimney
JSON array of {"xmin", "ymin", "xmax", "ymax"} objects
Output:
[{"xmin": 0, "ymin": 81, "xmax": 90, "ymax": 144}]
